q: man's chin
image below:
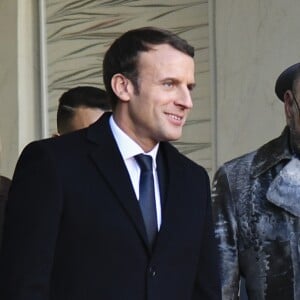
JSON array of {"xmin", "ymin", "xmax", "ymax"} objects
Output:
[{"xmin": 165, "ymin": 132, "xmax": 183, "ymax": 142}]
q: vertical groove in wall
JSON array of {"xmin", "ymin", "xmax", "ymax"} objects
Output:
[
  {"xmin": 39, "ymin": 0, "xmax": 49, "ymax": 138},
  {"xmin": 209, "ymin": 0, "xmax": 218, "ymax": 174}
]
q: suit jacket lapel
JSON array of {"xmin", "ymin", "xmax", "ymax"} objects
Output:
[
  {"xmin": 86, "ymin": 113, "xmax": 149, "ymax": 249},
  {"xmin": 154, "ymin": 142, "xmax": 184, "ymax": 249},
  {"xmin": 158, "ymin": 141, "xmax": 184, "ymax": 213},
  {"xmin": 156, "ymin": 148, "xmax": 167, "ymax": 209}
]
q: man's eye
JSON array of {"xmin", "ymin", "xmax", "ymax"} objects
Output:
[{"xmin": 163, "ymin": 82, "xmax": 173, "ymax": 88}]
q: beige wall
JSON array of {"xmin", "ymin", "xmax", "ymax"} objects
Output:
[
  {"xmin": 0, "ymin": 0, "xmax": 19, "ymax": 178},
  {"xmin": 214, "ymin": 0, "xmax": 300, "ymax": 167},
  {"xmin": 0, "ymin": 0, "xmax": 40, "ymax": 178},
  {"xmin": 18, "ymin": 0, "xmax": 41, "ymax": 156}
]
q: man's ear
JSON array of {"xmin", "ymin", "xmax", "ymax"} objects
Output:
[
  {"xmin": 284, "ymin": 90, "xmax": 294, "ymax": 119},
  {"xmin": 111, "ymin": 73, "xmax": 133, "ymax": 102}
]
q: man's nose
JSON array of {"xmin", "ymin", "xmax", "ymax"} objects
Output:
[{"xmin": 175, "ymin": 87, "xmax": 193, "ymax": 109}]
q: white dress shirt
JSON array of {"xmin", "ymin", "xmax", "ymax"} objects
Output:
[{"xmin": 109, "ymin": 116, "xmax": 162, "ymax": 230}]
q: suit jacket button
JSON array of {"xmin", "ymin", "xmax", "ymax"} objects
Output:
[{"xmin": 149, "ymin": 266, "xmax": 156, "ymax": 277}]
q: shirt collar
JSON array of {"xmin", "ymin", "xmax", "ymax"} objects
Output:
[{"xmin": 109, "ymin": 115, "xmax": 159, "ymax": 167}]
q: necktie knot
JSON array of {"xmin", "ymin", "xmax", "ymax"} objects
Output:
[{"xmin": 135, "ymin": 154, "xmax": 152, "ymax": 172}]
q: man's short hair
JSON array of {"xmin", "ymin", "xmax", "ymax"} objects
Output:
[{"xmin": 57, "ymin": 86, "xmax": 111, "ymax": 134}]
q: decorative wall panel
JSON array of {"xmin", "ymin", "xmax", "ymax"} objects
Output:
[{"xmin": 45, "ymin": 0, "xmax": 211, "ymax": 172}]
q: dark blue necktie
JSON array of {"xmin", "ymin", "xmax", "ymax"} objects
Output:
[{"xmin": 135, "ymin": 154, "xmax": 157, "ymax": 246}]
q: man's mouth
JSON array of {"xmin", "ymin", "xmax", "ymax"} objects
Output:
[{"xmin": 167, "ymin": 113, "xmax": 183, "ymax": 121}]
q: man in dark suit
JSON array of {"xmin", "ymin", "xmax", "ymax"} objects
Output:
[{"xmin": 0, "ymin": 27, "xmax": 221, "ymax": 299}]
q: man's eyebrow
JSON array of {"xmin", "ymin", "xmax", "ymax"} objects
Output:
[{"xmin": 160, "ymin": 77, "xmax": 178, "ymax": 82}]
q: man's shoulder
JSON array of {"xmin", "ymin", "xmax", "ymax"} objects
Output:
[
  {"xmin": 162, "ymin": 141, "xmax": 208, "ymax": 176},
  {"xmin": 216, "ymin": 129, "xmax": 288, "ymax": 180},
  {"xmin": 222, "ymin": 150, "xmax": 256, "ymax": 172},
  {"xmin": 33, "ymin": 128, "xmax": 86, "ymax": 148},
  {"xmin": 19, "ymin": 129, "xmax": 88, "ymax": 164}
]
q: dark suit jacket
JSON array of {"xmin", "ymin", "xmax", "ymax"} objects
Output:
[{"xmin": 0, "ymin": 113, "xmax": 220, "ymax": 299}]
